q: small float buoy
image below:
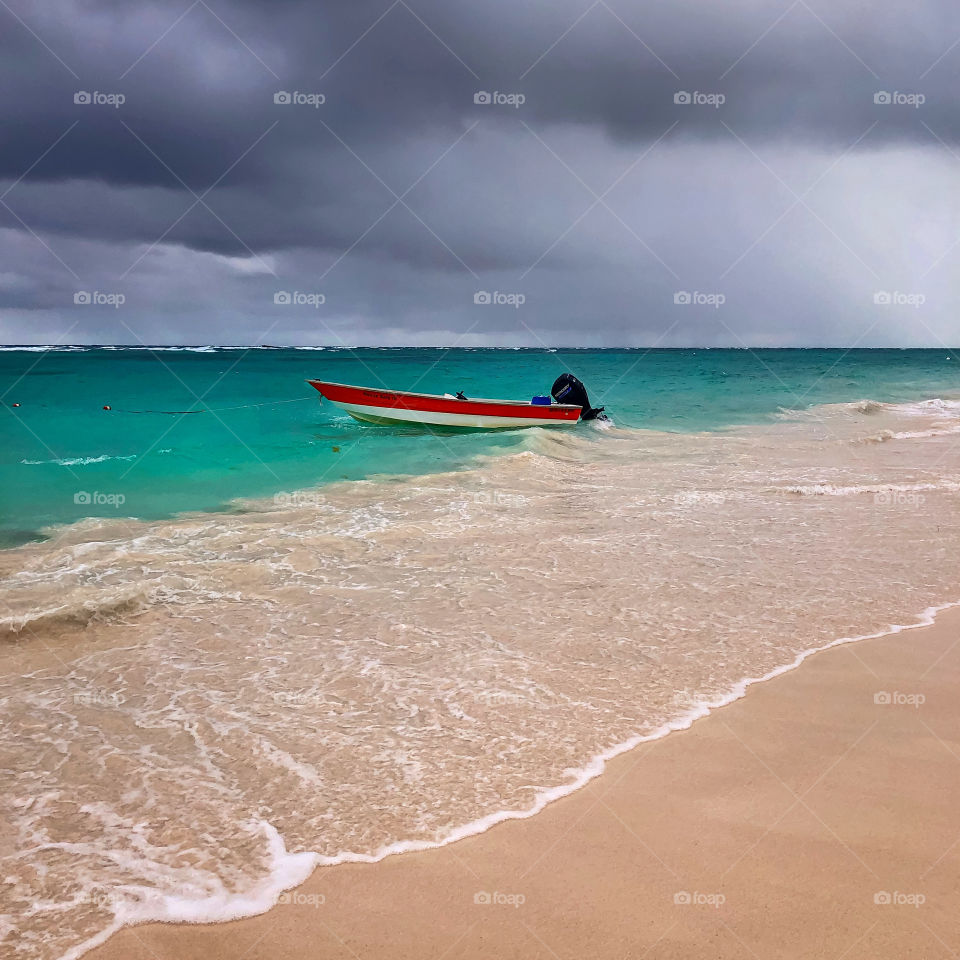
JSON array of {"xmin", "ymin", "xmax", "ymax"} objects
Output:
[{"xmin": 103, "ymin": 405, "xmax": 112, "ymax": 411}]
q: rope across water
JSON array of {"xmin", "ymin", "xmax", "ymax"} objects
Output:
[{"xmin": 101, "ymin": 397, "xmax": 316, "ymax": 415}]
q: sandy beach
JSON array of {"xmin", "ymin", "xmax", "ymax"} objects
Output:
[{"xmin": 85, "ymin": 606, "xmax": 960, "ymax": 960}]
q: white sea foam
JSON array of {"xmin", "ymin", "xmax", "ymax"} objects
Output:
[
  {"xmin": 891, "ymin": 397, "xmax": 960, "ymax": 416},
  {"xmin": 0, "ymin": 345, "xmax": 88, "ymax": 352},
  {"xmin": 20, "ymin": 454, "xmax": 137, "ymax": 466},
  {"xmin": 58, "ymin": 822, "xmax": 318, "ymax": 960},
  {"xmin": 142, "ymin": 345, "xmax": 220, "ymax": 352},
  {"xmin": 774, "ymin": 479, "xmax": 960, "ymax": 497},
  {"xmin": 887, "ymin": 424, "xmax": 960, "ymax": 440},
  {"xmin": 778, "ymin": 396, "xmax": 960, "ymax": 421}
]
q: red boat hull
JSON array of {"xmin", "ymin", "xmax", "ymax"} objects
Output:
[{"xmin": 307, "ymin": 380, "xmax": 581, "ymax": 429}]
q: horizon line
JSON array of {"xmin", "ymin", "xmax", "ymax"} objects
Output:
[{"xmin": 2, "ymin": 344, "xmax": 957, "ymax": 351}]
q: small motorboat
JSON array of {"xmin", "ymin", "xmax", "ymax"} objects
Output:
[{"xmin": 307, "ymin": 373, "xmax": 605, "ymax": 430}]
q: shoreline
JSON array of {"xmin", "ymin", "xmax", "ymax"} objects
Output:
[{"xmin": 84, "ymin": 602, "xmax": 960, "ymax": 960}]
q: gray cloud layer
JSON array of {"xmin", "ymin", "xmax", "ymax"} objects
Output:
[{"xmin": 1, "ymin": 0, "xmax": 958, "ymax": 345}]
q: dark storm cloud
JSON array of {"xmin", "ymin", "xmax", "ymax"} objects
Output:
[
  {"xmin": 3, "ymin": 0, "xmax": 956, "ymax": 183},
  {"xmin": 0, "ymin": 0, "xmax": 958, "ymax": 345}
]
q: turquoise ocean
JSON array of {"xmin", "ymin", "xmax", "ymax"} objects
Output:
[{"xmin": 3, "ymin": 346, "xmax": 960, "ymax": 547}]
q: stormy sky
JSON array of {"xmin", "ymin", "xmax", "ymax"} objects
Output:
[{"xmin": 1, "ymin": 0, "xmax": 958, "ymax": 346}]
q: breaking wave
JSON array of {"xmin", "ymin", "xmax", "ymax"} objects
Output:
[{"xmin": 20, "ymin": 454, "xmax": 137, "ymax": 467}]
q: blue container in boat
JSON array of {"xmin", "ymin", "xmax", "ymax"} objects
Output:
[{"xmin": 531, "ymin": 395, "xmax": 552, "ymax": 405}]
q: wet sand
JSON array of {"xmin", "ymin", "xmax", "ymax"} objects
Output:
[{"xmin": 87, "ymin": 605, "xmax": 960, "ymax": 960}]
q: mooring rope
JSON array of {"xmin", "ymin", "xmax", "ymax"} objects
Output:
[{"xmin": 102, "ymin": 396, "xmax": 316, "ymax": 415}]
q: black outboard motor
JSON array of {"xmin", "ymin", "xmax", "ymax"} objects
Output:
[{"xmin": 551, "ymin": 373, "xmax": 606, "ymax": 421}]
